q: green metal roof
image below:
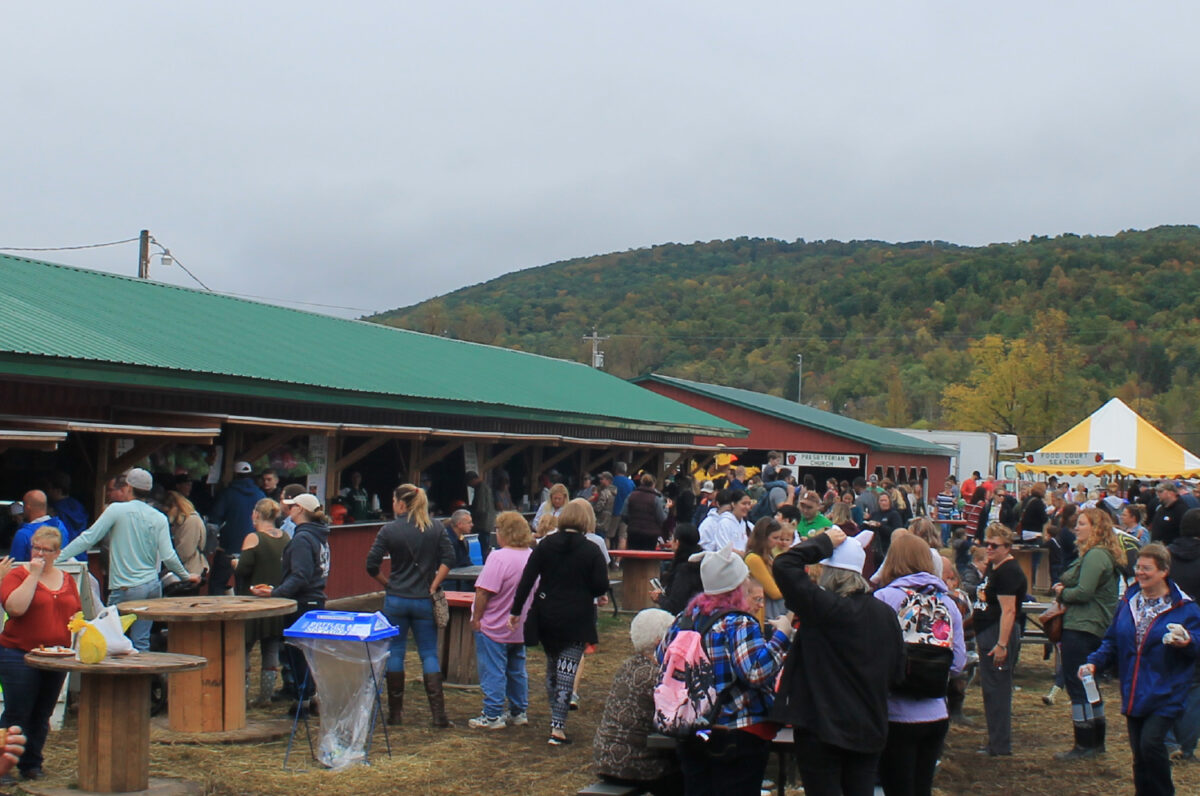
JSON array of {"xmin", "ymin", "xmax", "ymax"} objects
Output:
[
  {"xmin": 637, "ymin": 374, "xmax": 952, "ymax": 456},
  {"xmin": 0, "ymin": 255, "xmax": 745, "ymax": 437}
]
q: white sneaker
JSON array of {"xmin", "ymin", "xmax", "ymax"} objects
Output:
[
  {"xmin": 507, "ymin": 711, "xmax": 529, "ymax": 726},
  {"xmin": 468, "ymin": 714, "xmax": 506, "ymax": 730}
]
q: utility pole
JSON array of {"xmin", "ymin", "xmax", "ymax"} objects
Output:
[
  {"xmin": 797, "ymin": 353, "xmax": 803, "ymax": 404},
  {"xmin": 137, "ymin": 230, "xmax": 150, "ymax": 279},
  {"xmin": 583, "ymin": 328, "xmax": 608, "ymax": 369}
]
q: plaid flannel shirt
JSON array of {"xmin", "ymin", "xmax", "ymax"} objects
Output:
[{"xmin": 661, "ymin": 607, "xmax": 789, "ymax": 729}]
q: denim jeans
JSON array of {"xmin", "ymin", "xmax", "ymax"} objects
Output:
[
  {"xmin": 474, "ymin": 632, "xmax": 528, "ymax": 719},
  {"xmin": 0, "ymin": 646, "xmax": 67, "ymax": 774},
  {"xmin": 1169, "ymin": 681, "xmax": 1200, "ymax": 757},
  {"xmin": 108, "ymin": 578, "xmax": 162, "ymax": 652},
  {"xmin": 383, "ymin": 595, "xmax": 440, "ymax": 674}
]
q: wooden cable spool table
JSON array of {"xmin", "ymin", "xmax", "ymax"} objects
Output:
[
  {"xmin": 609, "ymin": 550, "xmax": 672, "ymax": 611},
  {"xmin": 439, "ymin": 591, "xmax": 478, "ymax": 688},
  {"xmin": 26, "ymin": 651, "xmax": 206, "ymax": 793},
  {"xmin": 118, "ymin": 596, "xmax": 296, "ymax": 733}
]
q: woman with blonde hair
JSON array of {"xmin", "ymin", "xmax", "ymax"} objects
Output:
[
  {"xmin": 365, "ymin": 484, "xmax": 455, "ymax": 727},
  {"xmin": 533, "ymin": 483, "xmax": 570, "ymax": 539},
  {"xmin": 163, "ymin": 490, "xmax": 208, "ymax": 585},
  {"xmin": 468, "ymin": 511, "xmax": 536, "ymax": 730},
  {"xmin": 252, "ymin": 493, "xmax": 330, "ymax": 717},
  {"xmin": 874, "ymin": 534, "xmax": 967, "ymax": 795},
  {"xmin": 236, "ymin": 498, "xmax": 289, "ymax": 705},
  {"xmin": 828, "ymin": 501, "xmax": 859, "ymax": 535},
  {"xmin": 509, "ymin": 499, "xmax": 609, "ymax": 745},
  {"xmin": 1051, "ymin": 507, "xmax": 1124, "ymax": 759}
]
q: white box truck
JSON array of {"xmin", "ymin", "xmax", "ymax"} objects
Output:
[{"xmin": 886, "ymin": 428, "xmax": 1021, "ymax": 485}]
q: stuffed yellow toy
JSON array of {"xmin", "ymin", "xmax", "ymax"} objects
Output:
[{"xmin": 67, "ymin": 608, "xmax": 138, "ymax": 663}]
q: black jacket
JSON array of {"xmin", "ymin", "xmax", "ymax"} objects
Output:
[
  {"xmin": 771, "ymin": 535, "xmax": 905, "ymax": 754},
  {"xmin": 977, "ymin": 495, "xmax": 1019, "ymax": 540},
  {"xmin": 658, "ymin": 559, "xmax": 703, "ymax": 615},
  {"xmin": 512, "ymin": 530, "xmax": 608, "ymax": 644},
  {"xmin": 1169, "ymin": 537, "xmax": 1200, "ymax": 600},
  {"xmin": 366, "ymin": 515, "xmax": 455, "ymax": 600},
  {"xmin": 274, "ymin": 521, "xmax": 330, "ymax": 604}
]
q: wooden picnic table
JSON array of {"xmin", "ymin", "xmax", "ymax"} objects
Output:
[
  {"xmin": 439, "ymin": 591, "xmax": 478, "ymax": 687},
  {"xmin": 610, "ymin": 550, "xmax": 672, "ymax": 612},
  {"xmin": 27, "ymin": 651, "xmax": 206, "ymax": 793},
  {"xmin": 119, "ymin": 595, "xmax": 295, "ymax": 733}
]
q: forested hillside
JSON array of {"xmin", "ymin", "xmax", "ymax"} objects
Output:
[{"xmin": 372, "ymin": 226, "xmax": 1200, "ymax": 448}]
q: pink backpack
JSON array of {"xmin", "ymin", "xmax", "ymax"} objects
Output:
[{"xmin": 653, "ymin": 611, "xmax": 746, "ymax": 737}]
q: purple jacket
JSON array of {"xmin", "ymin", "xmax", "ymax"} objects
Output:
[{"xmin": 874, "ymin": 572, "xmax": 968, "ymax": 723}]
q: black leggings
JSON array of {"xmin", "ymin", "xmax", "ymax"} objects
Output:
[{"xmin": 878, "ymin": 718, "xmax": 949, "ymax": 796}]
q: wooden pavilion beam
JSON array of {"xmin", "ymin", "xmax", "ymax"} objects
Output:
[
  {"xmin": 334, "ymin": 436, "xmax": 390, "ymax": 473},
  {"xmin": 104, "ymin": 437, "xmax": 174, "ymax": 481},
  {"xmin": 480, "ymin": 443, "xmax": 529, "ymax": 474},
  {"xmin": 235, "ymin": 431, "xmax": 297, "ymax": 469}
]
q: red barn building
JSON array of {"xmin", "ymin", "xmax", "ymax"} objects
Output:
[{"xmin": 636, "ymin": 375, "xmax": 952, "ymax": 500}]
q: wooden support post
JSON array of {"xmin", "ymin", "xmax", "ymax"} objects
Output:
[
  {"xmin": 94, "ymin": 437, "xmax": 111, "ymax": 512},
  {"xmin": 235, "ymin": 430, "xmax": 296, "ymax": 468},
  {"xmin": 221, "ymin": 428, "xmax": 241, "ymax": 485},
  {"xmin": 409, "ymin": 439, "xmax": 422, "ymax": 484},
  {"xmin": 324, "ymin": 433, "xmax": 340, "ymax": 499}
]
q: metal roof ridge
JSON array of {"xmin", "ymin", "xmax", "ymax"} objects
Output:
[
  {"xmin": 640, "ymin": 373, "xmax": 949, "ymax": 455},
  {"xmin": 1, "ymin": 253, "xmax": 606, "ymax": 373}
]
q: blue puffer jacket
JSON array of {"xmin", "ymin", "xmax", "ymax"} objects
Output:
[{"xmin": 1088, "ymin": 580, "xmax": 1200, "ymax": 719}]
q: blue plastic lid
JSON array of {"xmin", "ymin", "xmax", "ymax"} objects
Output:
[{"xmin": 283, "ymin": 610, "xmax": 399, "ymax": 641}]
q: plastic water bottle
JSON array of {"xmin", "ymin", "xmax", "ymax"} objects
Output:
[{"xmin": 1081, "ymin": 673, "xmax": 1101, "ymax": 704}]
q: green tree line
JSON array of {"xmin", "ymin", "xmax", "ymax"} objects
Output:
[{"xmin": 370, "ymin": 225, "xmax": 1200, "ymax": 450}]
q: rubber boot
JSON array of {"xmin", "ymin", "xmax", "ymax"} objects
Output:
[
  {"xmin": 1055, "ymin": 721, "xmax": 1099, "ymax": 760},
  {"xmin": 423, "ymin": 672, "xmax": 454, "ymax": 728},
  {"xmin": 386, "ymin": 672, "xmax": 405, "ymax": 726},
  {"xmin": 257, "ymin": 668, "xmax": 278, "ymax": 707},
  {"xmin": 947, "ymin": 679, "xmax": 973, "ymax": 726},
  {"xmin": 1094, "ymin": 716, "xmax": 1107, "ymax": 754}
]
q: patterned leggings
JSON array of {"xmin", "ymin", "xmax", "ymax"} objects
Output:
[{"xmin": 543, "ymin": 642, "xmax": 586, "ymax": 730}]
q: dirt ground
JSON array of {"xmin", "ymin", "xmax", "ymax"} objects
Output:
[{"xmin": 27, "ymin": 614, "xmax": 1200, "ymax": 796}]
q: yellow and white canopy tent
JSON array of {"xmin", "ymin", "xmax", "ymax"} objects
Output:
[{"xmin": 1017, "ymin": 397, "xmax": 1200, "ymax": 479}]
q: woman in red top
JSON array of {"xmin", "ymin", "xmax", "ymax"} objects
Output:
[{"xmin": 0, "ymin": 526, "xmax": 81, "ymax": 782}]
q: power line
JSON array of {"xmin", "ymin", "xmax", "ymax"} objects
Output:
[{"xmin": 0, "ymin": 237, "xmax": 139, "ymax": 252}]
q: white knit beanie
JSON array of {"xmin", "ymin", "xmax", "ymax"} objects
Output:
[{"xmin": 689, "ymin": 544, "xmax": 750, "ymax": 595}]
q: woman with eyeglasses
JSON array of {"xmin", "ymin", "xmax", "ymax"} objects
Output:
[
  {"xmin": 972, "ymin": 523, "xmax": 1027, "ymax": 756},
  {"xmin": 0, "ymin": 526, "xmax": 81, "ymax": 781},
  {"xmin": 1082, "ymin": 544, "xmax": 1200, "ymax": 796}
]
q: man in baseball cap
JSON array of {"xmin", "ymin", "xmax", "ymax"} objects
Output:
[
  {"xmin": 795, "ymin": 491, "xmax": 833, "ymax": 542},
  {"xmin": 208, "ymin": 461, "xmax": 266, "ymax": 594},
  {"xmin": 57, "ymin": 468, "xmax": 198, "ymax": 651}
]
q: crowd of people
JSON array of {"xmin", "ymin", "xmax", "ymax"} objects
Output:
[{"xmin": 5, "ymin": 456, "xmax": 1200, "ymax": 794}]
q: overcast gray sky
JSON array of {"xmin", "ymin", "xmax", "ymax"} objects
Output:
[{"xmin": 3, "ymin": 2, "xmax": 1197, "ymax": 318}]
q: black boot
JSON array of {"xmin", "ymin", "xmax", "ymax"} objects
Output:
[
  {"xmin": 1093, "ymin": 716, "xmax": 1106, "ymax": 754},
  {"xmin": 947, "ymin": 679, "xmax": 973, "ymax": 726},
  {"xmin": 423, "ymin": 672, "xmax": 454, "ymax": 728},
  {"xmin": 386, "ymin": 672, "xmax": 405, "ymax": 726},
  {"xmin": 1055, "ymin": 721, "xmax": 1099, "ymax": 760}
]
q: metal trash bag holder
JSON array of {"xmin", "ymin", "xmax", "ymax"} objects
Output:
[{"xmin": 282, "ymin": 610, "xmax": 399, "ymax": 770}]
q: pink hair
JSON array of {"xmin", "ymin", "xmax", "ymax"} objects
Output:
[{"xmin": 686, "ymin": 588, "xmax": 750, "ymax": 615}]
